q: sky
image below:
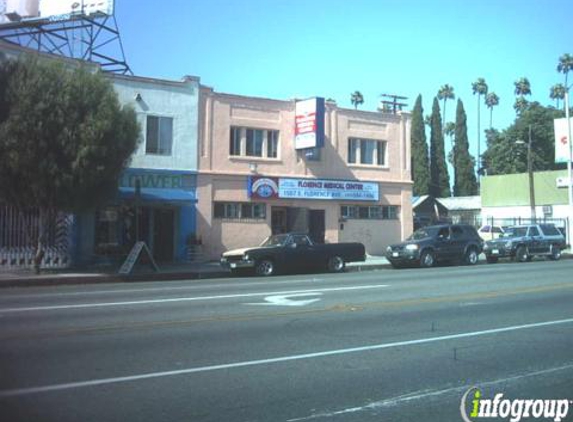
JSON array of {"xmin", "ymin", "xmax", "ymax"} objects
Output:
[{"xmin": 114, "ymin": 0, "xmax": 573, "ymax": 160}]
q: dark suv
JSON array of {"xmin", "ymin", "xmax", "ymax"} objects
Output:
[
  {"xmin": 483, "ymin": 224, "xmax": 566, "ymax": 263},
  {"xmin": 386, "ymin": 224, "xmax": 483, "ymax": 268}
]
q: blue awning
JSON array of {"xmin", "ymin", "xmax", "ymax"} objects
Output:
[{"xmin": 119, "ymin": 187, "xmax": 197, "ymax": 203}]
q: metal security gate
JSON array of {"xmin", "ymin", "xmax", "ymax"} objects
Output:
[{"xmin": 0, "ymin": 205, "xmax": 73, "ymax": 270}]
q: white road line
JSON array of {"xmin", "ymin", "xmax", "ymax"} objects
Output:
[
  {"xmin": 0, "ymin": 284, "xmax": 388, "ymax": 313},
  {"xmin": 1, "ymin": 317, "xmax": 572, "ymax": 398},
  {"xmin": 0, "ymin": 278, "xmax": 327, "ymax": 299},
  {"xmin": 287, "ymin": 363, "xmax": 573, "ymax": 421}
]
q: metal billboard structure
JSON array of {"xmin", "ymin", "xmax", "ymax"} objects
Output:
[{"xmin": 0, "ymin": 1, "xmax": 131, "ymax": 74}]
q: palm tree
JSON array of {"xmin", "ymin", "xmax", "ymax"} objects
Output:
[
  {"xmin": 513, "ymin": 77, "xmax": 531, "ymax": 115},
  {"xmin": 513, "ymin": 96, "xmax": 529, "ymax": 114},
  {"xmin": 472, "ymin": 78, "xmax": 488, "ymax": 173},
  {"xmin": 444, "ymin": 121, "xmax": 456, "ymax": 166},
  {"xmin": 437, "ymin": 84, "xmax": 455, "ymax": 129},
  {"xmin": 485, "ymin": 92, "xmax": 500, "ymax": 128},
  {"xmin": 557, "ymin": 53, "xmax": 573, "ymax": 87},
  {"xmin": 550, "ymin": 84, "xmax": 566, "ymax": 108},
  {"xmin": 350, "ymin": 91, "xmax": 364, "ymax": 110}
]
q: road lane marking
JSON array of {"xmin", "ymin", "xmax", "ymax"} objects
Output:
[
  {"xmin": 0, "ymin": 284, "xmax": 388, "ymax": 313},
  {"xmin": 0, "ymin": 278, "xmax": 327, "ymax": 299},
  {"xmin": 1, "ymin": 317, "xmax": 572, "ymax": 398},
  {"xmin": 287, "ymin": 363, "xmax": 573, "ymax": 421},
  {"xmin": 246, "ymin": 293, "xmax": 323, "ymax": 307},
  {"xmin": 2, "ymin": 282, "xmax": 573, "ymax": 341}
]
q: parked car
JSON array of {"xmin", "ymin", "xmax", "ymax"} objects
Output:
[
  {"xmin": 220, "ymin": 233, "xmax": 366, "ymax": 276},
  {"xmin": 477, "ymin": 224, "xmax": 506, "ymax": 240},
  {"xmin": 483, "ymin": 223, "xmax": 566, "ymax": 263},
  {"xmin": 386, "ymin": 224, "xmax": 483, "ymax": 268}
]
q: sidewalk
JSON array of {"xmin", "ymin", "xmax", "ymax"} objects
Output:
[{"xmin": 0, "ymin": 255, "xmax": 391, "ymax": 288}]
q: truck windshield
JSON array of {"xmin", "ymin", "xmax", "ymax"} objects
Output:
[{"xmin": 260, "ymin": 234, "xmax": 289, "ymax": 247}]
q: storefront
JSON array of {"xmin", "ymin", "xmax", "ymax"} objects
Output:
[
  {"xmin": 197, "ymin": 173, "xmax": 405, "ymax": 260},
  {"xmin": 77, "ymin": 168, "xmax": 198, "ymax": 265}
]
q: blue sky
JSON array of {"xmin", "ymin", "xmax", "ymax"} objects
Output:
[{"xmin": 115, "ymin": 0, "xmax": 573, "ymax": 159}]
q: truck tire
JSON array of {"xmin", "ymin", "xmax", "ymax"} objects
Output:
[
  {"xmin": 327, "ymin": 256, "xmax": 345, "ymax": 273},
  {"xmin": 464, "ymin": 247, "xmax": 479, "ymax": 265},
  {"xmin": 419, "ymin": 250, "xmax": 435, "ymax": 268},
  {"xmin": 515, "ymin": 246, "xmax": 530, "ymax": 263},
  {"xmin": 255, "ymin": 259, "xmax": 275, "ymax": 276}
]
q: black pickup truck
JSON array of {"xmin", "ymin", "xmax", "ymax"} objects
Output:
[
  {"xmin": 483, "ymin": 224, "xmax": 566, "ymax": 263},
  {"xmin": 220, "ymin": 233, "xmax": 366, "ymax": 276}
]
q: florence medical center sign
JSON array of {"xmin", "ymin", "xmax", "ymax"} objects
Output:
[{"xmin": 248, "ymin": 177, "xmax": 379, "ymax": 201}]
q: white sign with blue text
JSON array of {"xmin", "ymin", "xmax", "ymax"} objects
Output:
[{"xmin": 278, "ymin": 178, "xmax": 379, "ymax": 201}]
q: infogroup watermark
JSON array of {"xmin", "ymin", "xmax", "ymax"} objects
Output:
[{"xmin": 460, "ymin": 387, "xmax": 572, "ymax": 422}]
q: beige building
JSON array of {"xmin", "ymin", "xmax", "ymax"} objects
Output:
[{"xmin": 196, "ymin": 88, "xmax": 413, "ymax": 260}]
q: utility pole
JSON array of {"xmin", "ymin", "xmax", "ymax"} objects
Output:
[{"xmin": 527, "ymin": 126, "xmax": 536, "ymax": 220}]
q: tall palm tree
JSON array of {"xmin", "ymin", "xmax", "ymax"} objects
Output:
[
  {"xmin": 485, "ymin": 92, "xmax": 500, "ymax": 128},
  {"xmin": 350, "ymin": 91, "xmax": 364, "ymax": 110},
  {"xmin": 557, "ymin": 53, "xmax": 573, "ymax": 88},
  {"xmin": 437, "ymin": 84, "xmax": 455, "ymax": 129},
  {"xmin": 550, "ymin": 83, "xmax": 566, "ymax": 108},
  {"xmin": 513, "ymin": 96, "xmax": 529, "ymax": 114},
  {"xmin": 513, "ymin": 77, "xmax": 531, "ymax": 115},
  {"xmin": 444, "ymin": 121, "xmax": 456, "ymax": 166},
  {"xmin": 471, "ymin": 78, "xmax": 488, "ymax": 173}
]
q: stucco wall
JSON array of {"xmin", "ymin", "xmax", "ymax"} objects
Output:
[{"xmin": 111, "ymin": 75, "xmax": 199, "ymax": 172}]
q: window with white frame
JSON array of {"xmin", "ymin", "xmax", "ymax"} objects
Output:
[
  {"xmin": 347, "ymin": 138, "xmax": 386, "ymax": 166},
  {"xmin": 146, "ymin": 116, "xmax": 173, "ymax": 155},
  {"xmin": 341, "ymin": 205, "xmax": 399, "ymax": 220},
  {"xmin": 214, "ymin": 202, "xmax": 267, "ymax": 219},
  {"xmin": 229, "ymin": 127, "xmax": 279, "ymax": 158}
]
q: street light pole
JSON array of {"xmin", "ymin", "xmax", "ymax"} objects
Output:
[{"xmin": 565, "ymin": 88, "xmax": 573, "ymax": 247}]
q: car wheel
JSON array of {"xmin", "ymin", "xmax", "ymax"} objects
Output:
[
  {"xmin": 327, "ymin": 256, "xmax": 345, "ymax": 273},
  {"xmin": 419, "ymin": 250, "xmax": 435, "ymax": 268},
  {"xmin": 486, "ymin": 256, "xmax": 498, "ymax": 264},
  {"xmin": 516, "ymin": 246, "xmax": 529, "ymax": 263},
  {"xmin": 255, "ymin": 259, "xmax": 275, "ymax": 276},
  {"xmin": 464, "ymin": 247, "xmax": 479, "ymax": 265},
  {"xmin": 549, "ymin": 245, "xmax": 562, "ymax": 261}
]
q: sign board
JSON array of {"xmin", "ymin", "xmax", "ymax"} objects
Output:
[
  {"xmin": 553, "ymin": 117, "xmax": 573, "ymax": 163},
  {"xmin": 118, "ymin": 241, "xmax": 159, "ymax": 275},
  {"xmin": 1, "ymin": 0, "xmax": 114, "ymax": 28},
  {"xmin": 249, "ymin": 176, "xmax": 379, "ymax": 202},
  {"xmin": 294, "ymin": 97, "xmax": 325, "ymax": 150}
]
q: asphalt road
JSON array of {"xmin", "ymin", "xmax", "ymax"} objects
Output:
[{"xmin": 1, "ymin": 259, "xmax": 573, "ymax": 422}]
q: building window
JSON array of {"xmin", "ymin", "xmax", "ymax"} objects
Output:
[
  {"xmin": 146, "ymin": 116, "xmax": 173, "ymax": 155},
  {"xmin": 230, "ymin": 127, "xmax": 279, "ymax": 159},
  {"xmin": 341, "ymin": 205, "xmax": 399, "ymax": 220},
  {"xmin": 214, "ymin": 202, "xmax": 266, "ymax": 219},
  {"xmin": 347, "ymin": 138, "xmax": 386, "ymax": 166},
  {"xmin": 267, "ymin": 130, "xmax": 279, "ymax": 158},
  {"xmin": 230, "ymin": 127, "xmax": 242, "ymax": 156}
]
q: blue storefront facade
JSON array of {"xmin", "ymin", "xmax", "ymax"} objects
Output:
[{"xmin": 74, "ymin": 73, "xmax": 201, "ymax": 266}]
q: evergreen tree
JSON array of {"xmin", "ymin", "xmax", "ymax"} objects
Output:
[
  {"xmin": 0, "ymin": 57, "xmax": 139, "ymax": 272},
  {"xmin": 410, "ymin": 95, "xmax": 430, "ymax": 196},
  {"xmin": 453, "ymin": 99, "xmax": 477, "ymax": 196},
  {"xmin": 429, "ymin": 97, "xmax": 451, "ymax": 197}
]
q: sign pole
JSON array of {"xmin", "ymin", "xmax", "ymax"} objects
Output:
[{"xmin": 565, "ymin": 89, "xmax": 573, "ymax": 247}]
